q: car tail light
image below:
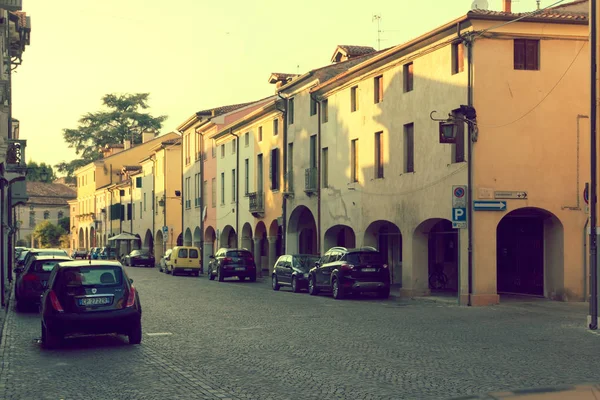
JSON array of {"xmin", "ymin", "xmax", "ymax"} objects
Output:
[
  {"xmin": 48, "ymin": 290, "xmax": 64, "ymax": 312},
  {"xmin": 223, "ymin": 257, "xmax": 232, "ymax": 264},
  {"xmin": 382, "ymin": 264, "xmax": 389, "ymax": 269},
  {"xmin": 125, "ymin": 285, "xmax": 136, "ymax": 308},
  {"xmin": 23, "ymin": 273, "xmax": 39, "ymax": 282},
  {"xmin": 340, "ymin": 264, "xmax": 354, "ymax": 272}
]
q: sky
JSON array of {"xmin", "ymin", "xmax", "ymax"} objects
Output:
[{"xmin": 12, "ymin": 0, "xmax": 559, "ymax": 171}]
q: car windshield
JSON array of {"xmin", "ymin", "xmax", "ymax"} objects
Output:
[
  {"xmin": 345, "ymin": 252, "xmax": 384, "ymax": 265},
  {"xmin": 227, "ymin": 251, "xmax": 252, "ymax": 258},
  {"xmin": 18, "ymin": 251, "xmax": 29, "ymax": 261},
  {"xmin": 32, "ymin": 259, "xmax": 69, "ymax": 272},
  {"xmin": 294, "ymin": 255, "xmax": 320, "ymax": 271},
  {"xmin": 189, "ymin": 249, "xmax": 199, "ymax": 258},
  {"xmin": 58, "ymin": 266, "xmax": 123, "ymax": 287}
]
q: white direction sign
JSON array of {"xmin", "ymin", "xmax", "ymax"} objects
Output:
[{"xmin": 494, "ymin": 191, "xmax": 527, "ymax": 199}]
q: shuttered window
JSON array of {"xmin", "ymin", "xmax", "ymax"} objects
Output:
[{"xmin": 514, "ymin": 39, "xmax": 539, "ymax": 71}]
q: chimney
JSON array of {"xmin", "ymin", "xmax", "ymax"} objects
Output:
[
  {"xmin": 142, "ymin": 129, "xmax": 157, "ymax": 143},
  {"xmin": 123, "ymin": 139, "xmax": 131, "ymax": 150},
  {"xmin": 503, "ymin": 0, "xmax": 511, "ymax": 13}
]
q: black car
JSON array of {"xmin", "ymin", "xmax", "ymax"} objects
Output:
[
  {"xmin": 40, "ymin": 260, "xmax": 142, "ymax": 349},
  {"xmin": 13, "ymin": 255, "xmax": 72, "ymax": 310},
  {"xmin": 207, "ymin": 248, "xmax": 256, "ymax": 282},
  {"xmin": 123, "ymin": 249, "xmax": 155, "ymax": 267},
  {"xmin": 308, "ymin": 246, "xmax": 390, "ymax": 299},
  {"xmin": 71, "ymin": 248, "xmax": 88, "ymax": 259},
  {"xmin": 272, "ymin": 254, "xmax": 320, "ymax": 293},
  {"xmin": 99, "ymin": 247, "xmax": 117, "ymax": 260},
  {"xmin": 17, "ymin": 248, "xmax": 69, "ymax": 273}
]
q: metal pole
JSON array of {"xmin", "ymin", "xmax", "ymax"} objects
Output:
[{"xmin": 590, "ymin": 0, "xmax": 598, "ymax": 330}]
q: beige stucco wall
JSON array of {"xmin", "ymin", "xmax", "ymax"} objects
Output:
[{"xmin": 153, "ymin": 143, "xmax": 182, "ymax": 254}]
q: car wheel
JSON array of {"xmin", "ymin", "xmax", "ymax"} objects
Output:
[
  {"xmin": 208, "ymin": 267, "xmax": 215, "ymax": 280},
  {"xmin": 172, "ymin": 268, "xmax": 177, "ymax": 277},
  {"xmin": 217, "ymin": 268, "xmax": 224, "ymax": 282},
  {"xmin": 308, "ymin": 276, "xmax": 319, "ymax": 296},
  {"xmin": 291, "ymin": 277, "xmax": 300, "ymax": 293},
  {"xmin": 128, "ymin": 322, "xmax": 142, "ymax": 345},
  {"xmin": 377, "ymin": 287, "xmax": 390, "ymax": 299},
  {"xmin": 195, "ymin": 271, "xmax": 200, "ymax": 277},
  {"xmin": 158, "ymin": 264, "xmax": 163, "ymax": 272},
  {"xmin": 272, "ymin": 274, "xmax": 280, "ymax": 291},
  {"xmin": 239, "ymin": 276, "xmax": 246, "ymax": 281},
  {"xmin": 249, "ymin": 273, "xmax": 256, "ymax": 282},
  {"xmin": 41, "ymin": 322, "xmax": 60, "ymax": 349},
  {"xmin": 332, "ymin": 278, "xmax": 344, "ymax": 300}
]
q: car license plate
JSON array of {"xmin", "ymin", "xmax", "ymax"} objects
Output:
[
  {"xmin": 235, "ymin": 267, "xmax": 245, "ymax": 271},
  {"xmin": 362, "ymin": 268, "xmax": 376, "ymax": 272},
  {"xmin": 78, "ymin": 297, "xmax": 111, "ymax": 306}
]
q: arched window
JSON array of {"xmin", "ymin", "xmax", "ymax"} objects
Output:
[
  {"xmin": 57, "ymin": 211, "xmax": 64, "ymax": 219},
  {"xmin": 43, "ymin": 211, "xmax": 50, "ymax": 220}
]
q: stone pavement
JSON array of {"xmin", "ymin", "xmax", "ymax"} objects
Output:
[{"xmin": 1, "ymin": 267, "xmax": 600, "ymax": 399}]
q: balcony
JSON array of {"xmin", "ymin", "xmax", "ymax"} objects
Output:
[
  {"xmin": 248, "ymin": 192, "xmax": 264, "ymax": 217},
  {"xmin": 304, "ymin": 168, "xmax": 317, "ymax": 195},
  {"xmin": 283, "ymin": 171, "xmax": 294, "ymax": 197},
  {"xmin": 6, "ymin": 139, "xmax": 26, "ymax": 172}
]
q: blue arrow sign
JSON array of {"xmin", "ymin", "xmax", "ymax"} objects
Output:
[{"xmin": 473, "ymin": 200, "xmax": 507, "ymax": 211}]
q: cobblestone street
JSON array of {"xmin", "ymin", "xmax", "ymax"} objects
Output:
[{"xmin": 1, "ymin": 266, "xmax": 600, "ymax": 400}]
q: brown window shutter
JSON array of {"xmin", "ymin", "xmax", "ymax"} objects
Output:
[
  {"xmin": 457, "ymin": 43, "xmax": 464, "ymax": 72},
  {"xmin": 525, "ymin": 40, "xmax": 539, "ymax": 70},
  {"xmin": 514, "ymin": 39, "xmax": 525, "ymax": 70}
]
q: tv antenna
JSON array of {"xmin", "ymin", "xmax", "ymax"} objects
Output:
[{"xmin": 372, "ymin": 14, "xmax": 382, "ymax": 50}]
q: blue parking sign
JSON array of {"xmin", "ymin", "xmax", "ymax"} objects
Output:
[{"xmin": 452, "ymin": 207, "xmax": 466, "ymax": 222}]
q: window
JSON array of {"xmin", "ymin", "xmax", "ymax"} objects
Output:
[
  {"xmin": 221, "ymin": 144, "xmax": 225, "ymax": 158},
  {"xmin": 310, "ymin": 97, "xmax": 317, "ymax": 116},
  {"xmin": 273, "ymin": 119, "xmax": 279, "ymax": 135},
  {"xmin": 374, "ymin": 75, "xmax": 383, "ymax": 103},
  {"xmin": 270, "ymin": 148, "xmax": 280, "ymax": 191},
  {"xmin": 244, "ymin": 132, "xmax": 249, "ymax": 147},
  {"xmin": 404, "ymin": 63, "xmax": 414, "ymax": 92},
  {"xmin": 196, "ymin": 172, "xmax": 201, "ymax": 207},
  {"xmin": 244, "ymin": 158, "xmax": 249, "ymax": 195},
  {"xmin": 185, "ymin": 133, "xmax": 191, "ymax": 164},
  {"xmin": 514, "ymin": 39, "xmax": 539, "ymax": 70},
  {"xmin": 194, "ymin": 174, "xmax": 199, "ymax": 207},
  {"xmin": 220, "ymin": 173, "xmax": 225, "ymax": 205},
  {"xmin": 351, "ymin": 139, "xmax": 359, "ymax": 182},
  {"xmin": 232, "ymin": 169, "xmax": 236, "ymax": 202},
  {"xmin": 132, "ymin": 203, "xmax": 135, "ymax": 220},
  {"xmin": 374, "ymin": 131, "xmax": 384, "ymax": 179},
  {"xmin": 44, "ymin": 211, "xmax": 50, "ymax": 220},
  {"xmin": 140, "ymin": 202, "xmax": 142, "ymax": 218},
  {"xmin": 309, "ymin": 135, "xmax": 317, "ymax": 169},
  {"xmin": 185, "ymin": 177, "xmax": 191, "ymax": 209},
  {"xmin": 404, "ymin": 123, "xmax": 414, "ymax": 173},
  {"xmin": 288, "ymin": 98, "xmax": 295, "ymax": 124},
  {"xmin": 232, "ymin": 138, "xmax": 237, "ymax": 154},
  {"xmin": 127, "ymin": 204, "xmax": 132, "ymax": 220},
  {"xmin": 57, "ymin": 211, "xmax": 64, "ymax": 220},
  {"xmin": 322, "ymin": 147, "xmax": 329, "ymax": 187},
  {"xmin": 212, "ymin": 139, "xmax": 217, "ymax": 158},
  {"xmin": 195, "ymin": 131, "xmax": 202, "ymax": 161},
  {"xmin": 143, "ymin": 193, "xmax": 146, "ymax": 211},
  {"xmin": 29, "ymin": 211, "xmax": 35, "ymax": 228},
  {"xmin": 351, "ymin": 86, "xmax": 358, "ymax": 112},
  {"xmin": 203, "ymin": 180, "xmax": 208, "ymax": 207},
  {"xmin": 211, "ymin": 178, "xmax": 216, "ymax": 207},
  {"xmin": 258, "ymin": 126, "xmax": 263, "ymax": 142},
  {"xmin": 288, "ymin": 143, "xmax": 294, "ymax": 190},
  {"xmin": 257, "ymin": 154, "xmax": 264, "ymax": 193},
  {"xmin": 322, "ymin": 99, "xmax": 329, "ymax": 123},
  {"xmin": 452, "ymin": 42, "xmax": 465, "ymax": 74}
]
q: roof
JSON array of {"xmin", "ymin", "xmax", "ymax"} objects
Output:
[
  {"xmin": 196, "ymin": 99, "xmax": 266, "ymax": 118},
  {"xmin": 26, "ymin": 182, "xmax": 76, "ymax": 206},
  {"xmin": 467, "ymin": 6, "xmax": 588, "ymax": 22},
  {"xmin": 122, "ymin": 165, "xmax": 142, "ymax": 172},
  {"xmin": 330, "ymin": 45, "xmax": 377, "ymax": 63},
  {"xmin": 268, "ymin": 72, "xmax": 301, "ymax": 84}
]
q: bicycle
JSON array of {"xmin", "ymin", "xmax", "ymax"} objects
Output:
[{"xmin": 428, "ymin": 263, "xmax": 448, "ymax": 290}]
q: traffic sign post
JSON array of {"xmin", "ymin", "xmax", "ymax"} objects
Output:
[
  {"xmin": 452, "ymin": 185, "xmax": 467, "ymax": 229},
  {"xmin": 473, "ymin": 200, "xmax": 507, "ymax": 211}
]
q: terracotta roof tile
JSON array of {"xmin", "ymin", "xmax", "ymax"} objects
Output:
[
  {"xmin": 122, "ymin": 165, "xmax": 142, "ymax": 171},
  {"xmin": 468, "ymin": 9, "xmax": 587, "ymax": 22},
  {"xmin": 26, "ymin": 182, "xmax": 76, "ymax": 206},
  {"xmin": 336, "ymin": 45, "xmax": 377, "ymax": 57},
  {"xmin": 196, "ymin": 97, "xmax": 272, "ymax": 118}
]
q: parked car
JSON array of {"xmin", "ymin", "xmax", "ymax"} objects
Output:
[
  {"xmin": 158, "ymin": 249, "xmax": 172, "ymax": 273},
  {"xmin": 71, "ymin": 248, "xmax": 88, "ymax": 259},
  {"xmin": 307, "ymin": 246, "xmax": 390, "ymax": 299},
  {"xmin": 40, "ymin": 260, "xmax": 142, "ymax": 349},
  {"xmin": 13, "ymin": 255, "xmax": 72, "ymax": 310},
  {"xmin": 15, "ymin": 249, "xmax": 30, "ymax": 269},
  {"xmin": 17, "ymin": 249, "xmax": 69, "ymax": 275},
  {"xmin": 207, "ymin": 248, "xmax": 256, "ymax": 282},
  {"xmin": 14, "ymin": 246, "xmax": 28, "ymax": 261},
  {"xmin": 87, "ymin": 247, "xmax": 102, "ymax": 260},
  {"xmin": 122, "ymin": 249, "xmax": 155, "ymax": 267},
  {"xmin": 272, "ymin": 254, "xmax": 320, "ymax": 293},
  {"xmin": 99, "ymin": 247, "xmax": 117, "ymax": 260},
  {"xmin": 165, "ymin": 246, "xmax": 201, "ymax": 276}
]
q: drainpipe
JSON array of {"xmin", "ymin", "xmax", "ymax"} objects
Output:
[
  {"xmin": 198, "ymin": 128, "xmax": 205, "ymax": 271},
  {"xmin": 465, "ymin": 30, "xmax": 474, "ymax": 306},
  {"xmin": 226, "ymin": 128, "xmax": 240, "ymax": 245},
  {"xmin": 151, "ymin": 157, "xmax": 156, "ymax": 255},
  {"xmin": 130, "ymin": 177, "xmax": 133, "ymax": 235},
  {"xmin": 311, "ymin": 93, "xmax": 322, "ymax": 254},
  {"xmin": 276, "ymin": 94, "xmax": 287, "ymax": 253},
  {"xmin": 163, "ymin": 149, "xmax": 167, "ymax": 249},
  {"xmin": 585, "ymin": 217, "xmax": 589, "ymax": 301},
  {"xmin": 590, "ymin": 0, "xmax": 598, "ymax": 329}
]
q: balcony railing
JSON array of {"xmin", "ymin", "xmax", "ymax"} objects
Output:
[
  {"xmin": 248, "ymin": 192, "xmax": 264, "ymax": 214},
  {"xmin": 6, "ymin": 139, "xmax": 26, "ymax": 172},
  {"xmin": 284, "ymin": 171, "xmax": 294, "ymax": 194},
  {"xmin": 304, "ymin": 167, "xmax": 317, "ymax": 193}
]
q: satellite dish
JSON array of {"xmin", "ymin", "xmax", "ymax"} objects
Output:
[{"xmin": 471, "ymin": 0, "xmax": 489, "ymax": 10}]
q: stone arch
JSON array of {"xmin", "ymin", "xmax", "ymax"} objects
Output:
[
  {"xmin": 220, "ymin": 225, "xmax": 237, "ymax": 249},
  {"xmin": 324, "ymin": 224, "xmax": 356, "ymax": 250},
  {"xmin": 155, "ymin": 230, "xmax": 164, "ymax": 263},
  {"xmin": 497, "ymin": 207, "xmax": 564, "ymax": 299},
  {"xmin": 365, "ymin": 220, "xmax": 402, "ymax": 284},
  {"xmin": 254, "ymin": 221, "xmax": 268, "ymax": 276},
  {"xmin": 193, "ymin": 226, "xmax": 202, "ymax": 250},
  {"xmin": 413, "ymin": 218, "xmax": 459, "ymax": 294},
  {"xmin": 143, "ymin": 229, "xmax": 153, "ymax": 254},
  {"xmin": 269, "ymin": 220, "xmax": 283, "ymax": 259},
  {"xmin": 184, "ymin": 228, "xmax": 192, "ymax": 247},
  {"xmin": 241, "ymin": 222, "xmax": 253, "ymax": 252},
  {"xmin": 89, "ymin": 227, "xmax": 96, "ymax": 247},
  {"xmin": 287, "ymin": 205, "xmax": 317, "ymax": 255},
  {"xmin": 204, "ymin": 226, "xmax": 217, "ymax": 272}
]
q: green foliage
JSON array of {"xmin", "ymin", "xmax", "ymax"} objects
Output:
[
  {"xmin": 57, "ymin": 217, "xmax": 70, "ymax": 232},
  {"xmin": 26, "ymin": 161, "xmax": 56, "ymax": 183},
  {"xmin": 56, "ymin": 93, "xmax": 167, "ymax": 179},
  {"xmin": 16, "ymin": 238, "xmax": 28, "ymax": 247},
  {"xmin": 33, "ymin": 220, "xmax": 66, "ymax": 248}
]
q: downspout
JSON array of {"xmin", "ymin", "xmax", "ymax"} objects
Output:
[
  {"xmin": 311, "ymin": 93, "xmax": 322, "ymax": 254},
  {"xmin": 198, "ymin": 128, "xmax": 205, "ymax": 272},
  {"xmin": 163, "ymin": 149, "xmax": 167, "ymax": 248},
  {"xmin": 1, "ymin": 180, "xmax": 5, "ymax": 306},
  {"xmin": 130, "ymin": 177, "xmax": 133, "ymax": 234},
  {"xmin": 463, "ymin": 28, "xmax": 474, "ymax": 306},
  {"xmin": 151, "ymin": 157, "xmax": 155, "ymax": 255},
  {"xmin": 276, "ymin": 93, "xmax": 287, "ymax": 253},
  {"xmin": 227, "ymin": 128, "xmax": 240, "ymax": 244},
  {"xmin": 181, "ymin": 133, "xmax": 185, "ymax": 251},
  {"xmin": 585, "ymin": 217, "xmax": 589, "ymax": 301},
  {"xmin": 590, "ymin": 0, "xmax": 598, "ymax": 329}
]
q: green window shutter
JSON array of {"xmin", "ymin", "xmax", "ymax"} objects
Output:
[{"xmin": 136, "ymin": 177, "xmax": 142, "ymax": 188}]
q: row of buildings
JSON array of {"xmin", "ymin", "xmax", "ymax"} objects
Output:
[{"xmin": 70, "ymin": 0, "xmax": 591, "ymax": 306}]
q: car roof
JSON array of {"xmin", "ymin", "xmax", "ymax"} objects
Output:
[
  {"xmin": 56, "ymin": 260, "xmax": 123, "ymax": 269},
  {"xmin": 31, "ymin": 255, "xmax": 72, "ymax": 261},
  {"xmin": 291, "ymin": 254, "xmax": 319, "ymax": 257}
]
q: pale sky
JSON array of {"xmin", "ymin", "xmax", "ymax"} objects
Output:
[{"xmin": 13, "ymin": 0, "xmax": 557, "ymax": 170}]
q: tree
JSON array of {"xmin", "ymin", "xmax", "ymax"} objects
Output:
[
  {"xmin": 26, "ymin": 161, "xmax": 56, "ymax": 183},
  {"xmin": 57, "ymin": 216, "xmax": 70, "ymax": 233},
  {"xmin": 33, "ymin": 220, "xmax": 66, "ymax": 248},
  {"xmin": 56, "ymin": 93, "xmax": 167, "ymax": 179}
]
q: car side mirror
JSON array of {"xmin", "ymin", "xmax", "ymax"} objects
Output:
[{"xmin": 129, "ymin": 278, "xmax": 134, "ymax": 284}]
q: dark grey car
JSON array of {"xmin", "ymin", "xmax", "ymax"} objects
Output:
[{"xmin": 272, "ymin": 254, "xmax": 320, "ymax": 293}]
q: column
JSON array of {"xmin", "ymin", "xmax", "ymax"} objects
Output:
[
  {"xmin": 254, "ymin": 239, "xmax": 262, "ymax": 277},
  {"xmin": 268, "ymin": 236, "xmax": 278, "ymax": 276},
  {"xmin": 203, "ymin": 241, "xmax": 213, "ymax": 274}
]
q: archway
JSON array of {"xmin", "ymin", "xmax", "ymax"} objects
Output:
[
  {"xmin": 241, "ymin": 222, "xmax": 253, "ymax": 252},
  {"xmin": 176, "ymin": 232, "xmax": 183, "ymax": 246},
  {"xmin": 413, "ymin": 218, "xmax": 459, "ymax": 294},
  {"xmin": 269, "ymin": 220, "xmax": 283, "ymax": 259},
  {"xmin": 324, "ymin": 225, "xmax": 356, "ymax": 250},
  {"xmin": 287, "ymin": 205, "xmax": 317, "ymax": 255},
  {"xmin": 365, "ymin": 220, "xmax": 402, "ymax": 284},
  {"xmin": 143, "ymin": 229, "xmax": 153, "ymax": 254},
  {"xmin": 204, "ymin": 226, "xmax": 216, "ymax": 272},
  {"xmin": 78, "ymin": 227, "xmax": 84, "ymax": 248},
  {"xmin": 90, "ymin": 227, "xmax": 96, "ymax": 247},
  {"xmin": 193, "ymin": 226, "xmax": 202, "ymax": 250},
  {"xmin": 155, "ymin": 230, "xmax": 164, "ymax": 263},
  {"xmin": 184, "ymin": 228, "xmax": 192, "ymax": 246},
  {"xmin": 497, "ymin": 207, "xmax": 564, "ymax": 298},
  {"xmin": 254, "ymin": 222, "xmax": 268, "ymax": 276},
  {"xmin": 84, "ymin": 227, "xmax": 89, "ymax": 249},
  {"xmin": 220, "ymin": 225, "xmax": 237, "ymax": 249}
]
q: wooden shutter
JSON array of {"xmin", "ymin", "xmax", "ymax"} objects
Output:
[
  {"xmin": 525, "ymin": 40, "xmax": 539, "ymax": 70},
  {"xmin": 127, "ymin": 203, "xmax": 132, "ymax": 220},
  {"xmin": 136, "ymin": 177, "xmax": 142, "ymax": 188},
  {"xmin": 514, "ymin": 40, "xmax": 525, "ymax": 70}
]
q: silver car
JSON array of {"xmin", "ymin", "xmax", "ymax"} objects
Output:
[{"xmin": 158, "ymin": 249, "xmax": 172, "ymax": 273}]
